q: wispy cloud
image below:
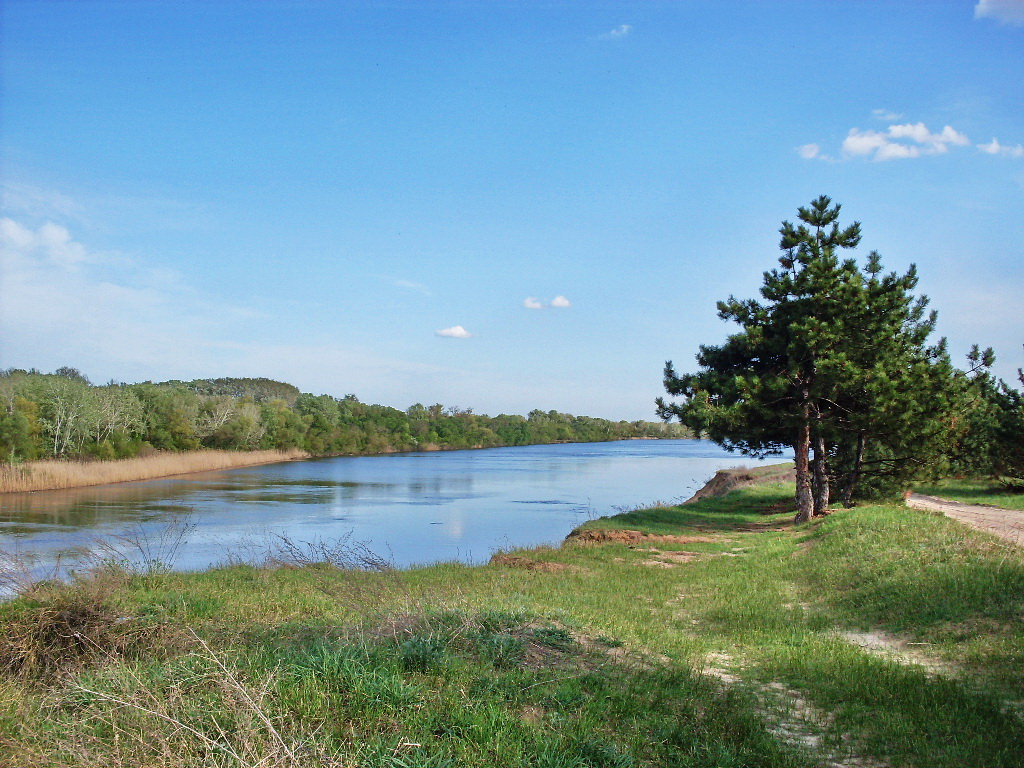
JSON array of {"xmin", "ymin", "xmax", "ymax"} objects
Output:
[
  {"xmin": 975, "ymin": 0, "xmax": 1024, "ymax": 25},
  {"xmin": 523, "ymin": 295, "xmax": 572, "ymax": 309},
  {"xmin": 0, "ymin": 215, "xmax": 475, "ymax": 397},
  {"xmin": 598, "ymin": 24, "xmax": 632, "ymax": 40},
  {"xmin": 435, "ymin": 325, "xmax": 472, "ymax": 339},
  {"xmin": 977, "ymin": 137, "xmax": 1024, "ymax": 157},
  {"xmin": 393, "ymin": 277, "xmax": 432, "ymax": 295},
  {"xmin": 0, "ymin": 217, "xmax": 255, "ymax": 376},
  {"xmin": 872, "ymin": 108, "xmax": 903, "ymax": 122},
  {"xmin": 796, "ymin": 143, "xmax": 833, "ymax": 161},
  {"xmin": 1, "ymin": 218, "xmax": 92, "ymax": 269},
  {"xmin": 1, "ymin": 182, "xmax": 85, "ymax": 222}
]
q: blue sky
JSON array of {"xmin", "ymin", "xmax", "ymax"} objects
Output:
[{"xmin": 1, "ymin": 0, "xmax": 1022, "ymax": 420}]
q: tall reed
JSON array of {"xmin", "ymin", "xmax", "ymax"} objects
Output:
[{"xmin": 0, "ymin": 449, "xmax": 309, "ymax": 494}]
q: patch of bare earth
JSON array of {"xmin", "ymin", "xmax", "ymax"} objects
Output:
[
  {"xmin": 906, "ymin": 493, "xmax": 1024, "ymax": 548},
  {"xmin": 838, "ymin": 629, "xmax": 1024, "ymax": 721},
  {"xmin": 565, "ymin": 529, "xmax": 725, "ymax": 546},
  {"xmin": 702, "ymin": 654, "xmax": 888, "ymax": 768},
  {"xmin": 637, "ymin": 549, "xmax": 700, "ymax": 568},
  {"xmin": 838, "ymin": 630, "xmax": 952, "ymax": 676},
  {"xmin": 635, "ymin": 547, "xmax": 748, "ymax": 568},
  {"xmin": 488, "ymin": 554, "xmax": 583, "ymax": 573},
  {"xmin": 759, "ymin": 682, "xmax": 889, "ymax": 768},
  {"xmin": 684, "ymin": 463, "xmax": 796, "ymax": 504}
]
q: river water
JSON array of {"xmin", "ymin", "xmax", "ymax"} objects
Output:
[{"xmin": 0, "ymin": 440, "xmax": 783, "ymax": 581}]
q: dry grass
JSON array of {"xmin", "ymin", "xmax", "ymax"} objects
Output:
[
  {"xmin": 0, "ymin": 449, "xmax": 309, "ymax": 494},
  {"xmin": 0, "ymin": 571, "xmax": 182, "ymax": 679}
]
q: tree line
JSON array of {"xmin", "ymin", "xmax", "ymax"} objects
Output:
[
  {"xmin": 0, "ymin": 369, "xmax": 689, "ymax": 463},
  {"xmin": 658, "ymin": 196, "xmax": 1023, "ymax": 521}
]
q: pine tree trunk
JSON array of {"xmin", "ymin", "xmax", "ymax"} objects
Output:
[
  {"xmin": 794, "ymin": 411, "xmax": 813, "ymax": 524},
  {"xmin": 813, "ymin": 434, "xmax": 830, "ymax": 516},
  {"xmin": 842, "ymin": 432, "xmax": 866, "ymax": 508}
]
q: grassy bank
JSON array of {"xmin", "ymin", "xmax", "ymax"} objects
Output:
[
  {"xmin": 0, "ymin": 448, "xmax": 309, "ymax": 493},
  {"xmin": 1, "ymin": 481, "xmax": 1022, "ymax": 766}
]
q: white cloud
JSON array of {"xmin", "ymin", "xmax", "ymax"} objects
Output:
[
  {"xmin": 977, "ymin": 137, "xmax": 1024, "ymax": 157},
  {"xmin": 975, "ymin": 0, "xmax": 1024, "ymax": 25},
  {"xmin": 874, "ymin": 142, "xmax": 922, "ymax": 161},
  {"xmin": 0, "ymin": 217, "xmax": 91, "ymax": 268},
  {"xmin": 0, "ymin": 217, "xmax": 239, "ymax": 375},
  {"xmin": 435, "ymin": 325, "xmax": 472, "ymax": 339},
  {"xmin": 840, "ymin": 121, "xmax": 971, "ymax": 161},
  {"xmin": 796, "ymin": 144, "xmax": 833, "ymax": 161},
  {"xmin": 872, "ymin": 108, "xmax": 904, "ymax": 122},
  {"xmin": 392, "ymin": 278, "xmax": 432, "ymax": 295},
  {"xmin": 1, "ymin": 182, "xmax": 84, "ymax": 221},
  {"xmin": 888, "ymin": 122, "xmax": 968, "ymax": 149},
  {"xmin": 523, "ymin": 296, "xmax": 571, "ymax": 309},
  {"xmin": 599, "ymin": 24, "xmax": 632, "ymax": 40},
  {"xmin": 0, "ymin": 216, "xmax": 481, "ymax": 400}
]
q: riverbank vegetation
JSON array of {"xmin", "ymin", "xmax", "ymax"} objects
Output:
[
  {"xmin": 0, "ymin": 369, "xmax": 688, "ymax": 486},
  {"xmin": 658, "ymin": 196, "xmax": 1024, "ymax": 520},
  {"xmin": 1, "ymin": 480, "xmax": 1021, "ymax": 766},
  {"xmin": 0, "ymin": 448, "xmax": 309, "ymax": 494}
]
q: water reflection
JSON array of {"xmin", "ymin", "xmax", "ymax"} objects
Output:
[{"xmin": 0, "ymin": 441, "xmax": 788, "ymax": 579}]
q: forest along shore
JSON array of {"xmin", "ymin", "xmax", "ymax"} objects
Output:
[
  {"xmin": 0, "ymin": 449, "xmax": 309, "ymax": 494},
  {"xmin": 1, "ymin": 371, "xmax": 690, "ymax": 493}
]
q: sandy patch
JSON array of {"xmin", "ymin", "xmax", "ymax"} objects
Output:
[
  {"xmin": 838, "ymin": 630, "xmax": 950, "ymax": 675},
  {"xmin": 906, "ymin": 493, "xmax": 1024, "ymax": 548},
  {"xmin": 488, "ymin": 554, "xmax": 581, "ymax": 573}
]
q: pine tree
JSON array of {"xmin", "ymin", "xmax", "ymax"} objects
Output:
[{"xmin": 658, "ymin": 197, "xmax": 957, "ymax": 520}]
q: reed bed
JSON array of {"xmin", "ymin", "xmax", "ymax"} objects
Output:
[{"xmin": 0, "ymin": 449, "xmax": 309, "ymax": 493}]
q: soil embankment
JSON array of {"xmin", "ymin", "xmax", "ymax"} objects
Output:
[
  {"xmin": 683, "ymin": 463, "xmax": 796, "ymax": 504},
  {"xmin": 0, "ymin": 449, "xmax": 309, "ymax": 494}
]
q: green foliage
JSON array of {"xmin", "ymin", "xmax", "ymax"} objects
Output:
[
  {"xmin": 179, "ymin": 376, "xmax": 301, "ymax": 405},
  {"xmin": 399, "ymin": 635, "xmax": 448, "ymax": 673},
  {"xmin": 659, "ymin": 196, "xmax": 964, "ymax": 511},
  {"xmin": 475, "ymin": 632, "xmax": 526, "ymax": 668},
  {"xmin": 1, "ymin": 368, "xmax": 691, "ymax": 464},
  {"xmin": 0, "ymin": 396, "xmax": 40, "ymax": 461},
  {"xmin": 947, "ymin": 346, "xmax": 1024, "ymax": 487}
]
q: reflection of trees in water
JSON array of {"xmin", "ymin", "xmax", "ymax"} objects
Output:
[{"xmin": 2, "ymin": 441, "xmax": 755, "ymax": 579}]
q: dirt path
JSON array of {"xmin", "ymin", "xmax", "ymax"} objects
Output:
[{"xmin": 906, "ymin": 493, "xmax": 1024, "ymax": 547}]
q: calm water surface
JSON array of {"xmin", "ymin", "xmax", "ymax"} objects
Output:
[{"xmin": 0, "ymin": 440, "xmax": 784, "ymax": 580}]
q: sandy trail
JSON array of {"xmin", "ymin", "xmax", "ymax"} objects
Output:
[{"xmin": 906, "ymin": 493, "xmax": 1024, "ymax": 547}]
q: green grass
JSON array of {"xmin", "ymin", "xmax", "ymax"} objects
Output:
[
  {"xmin": 916, "ymin": 477, "xmax": 1024, "ymax": 510},
  {"xmin": 2, "ymin": 480, "xmax": 1023, "ymax": 767}
]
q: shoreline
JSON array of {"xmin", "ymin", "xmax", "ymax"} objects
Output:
[
  {"xmin": 0, "ymin": 449, "xmax": 310, "ymax": 494},
  {"xmin": 0, "ymin": 437, "xmax": 698, "ymax": 496}
]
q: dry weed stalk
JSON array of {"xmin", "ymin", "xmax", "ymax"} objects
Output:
[{"xmin": 50, "ymin": 629, "xmax": 343, "ymax": 767}]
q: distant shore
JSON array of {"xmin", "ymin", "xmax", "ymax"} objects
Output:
[{"xmin": 0, "ymin": 449, "xmax": 310, "ymax": 494}]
